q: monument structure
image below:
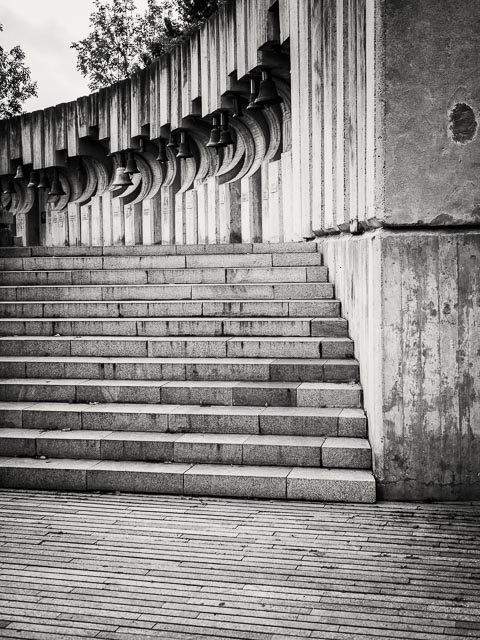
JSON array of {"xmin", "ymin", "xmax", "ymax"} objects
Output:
[{"xmin": 0, "ymin": 0, "xmax": 478, "ymax": 501}]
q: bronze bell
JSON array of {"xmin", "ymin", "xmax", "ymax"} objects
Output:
[
  {"xmin": 27, "ymin": 171, "xmax": 40, "ymax": 188},
  {"xmin": 218, "ymin": 112, "xmax": 233, "ymax": 146},
  {"xmin": 48, "ymin": 168, "xmax": 66, "ymax": 197},
  {"xmin": 166, "ymin": 131, "xmax": 177, "ymax": 148},
  {"xmin": 111, "ymin": 166, "xmax": 133, "ymax": 188},
  {"xmin": 156, "ymin": 138, "xmax": 168, "ymax": 163},
  {"xmin": 254, "ymin": 69, "xmax": 283, "ymax": 107},
  {"xmin": 14, "ymin": 165, "xmax": 24, "ymax": 180},
  {"xmin": 176, "ymin": 131, "xmax": 194, "ymax": 159},
  {"xmin": 246, "ymin": 77, "xmax": 264, "ymax": 111},
  {"xmin": 2, "ymin": 176, "xmax": 15, "ymax": 194},
  {"xmin": 206, "ymin": 116, "xmax": 222, "ymax": 148},
  {"xmin": 124, "ymin": 150, "xmax": 139, "ymax": 175},
  {"xmin": 37, "ymin": 170, "xmax": 50, "ymax": 190},
  {"xmin": 232, "ymin": 95, "xmax": 242, "ymax": 119}
]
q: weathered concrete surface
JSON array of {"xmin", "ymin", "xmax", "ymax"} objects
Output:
[
  {"xmin": 323, "ymin": 229, "xmax": 480, "ymax": 500},
  {"xmin": 381, "ymin": 0, "xmax": 480, "ymax": 226}
]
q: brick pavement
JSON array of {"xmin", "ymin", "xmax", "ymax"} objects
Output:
[{"xmin": 0, "ymin": 490, "xmax": 479, "ymax": 639}]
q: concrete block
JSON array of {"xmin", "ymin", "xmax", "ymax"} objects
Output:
[
  {"xmin": 71, "ymin": 338, "xmax": 148, "ymax": 358},
  {"xmin": 0, "ymin": 302, "xmax": 43, "ymax": 317},
  {"xmin": 0, "ymin": 361, "xmax": 26, "ymax": 378},
  {"xmin": 174, "ymin": 434, "xmax": 248, "ymax": 464},
  {"xmin": 0, "ymin": 401, "xmax": 36, "ymax": 428},
  {"xmin": 184, "ymin": 464, "xmax": 289, "ymax": 499},
  {"xmin": 232, "ymin": 382, "xmax": 298, "ymax": 407},
  {"xmin": 273, "ymin": 283, "xmax": 334, "ymax": 300},
  {"xmin": 243, "ymin": 435, "xmax": 324, "ymax": 467},
  {"xmin": 259, "ymin": 407, "xmax": 339, "ymax": 436},
  {"xmin": 297, "ymin": 383, "xmax": 362, "ymax": 408},
  {"xmin": 192, "ymin": 284, "xmax": 275, "ymax": 300},
  {"xmin": 225, "ymin": 267, "xmax": 309, "ymax": 284},
  {"xmin": 148, "ymin": 338, "xmax": 227, "ymax": 358},
  {"xmin": 1, "ymin": 380, "xmax": 78, "ymax": 403},
  {"xmin": 272, "ymin": 253, "xmax": 322, "ymax": 266},
  {"xmin": 82, "ymin": 404, "xmax": 170, "ymax": 432},
  {"xmin": 252, "ymin": 242, "xmax": 318, "ymax": 253},
  {"xmin": 0, "ymin": 287, "xmax": 17, "ymax": 301},
  {"xmin": 146, "ymin": 301, "xmax": 203, "ymax": 317},
  {"xmin": 0, "ymin": 457, "xmax": 95, "ymax": 490},
  {"xmin": 320, "ymin": 338, "xmax": 355, "ymax": 358},
  {"xmin": 101, "ymin": 284, "xmax": 192, "ymax": 301},
  {"xmin": 177, "ymin": 243, "xmax": 253, "ymax": 255},
  {"xmin": 186, "ymin": 254, "xmax": 271, "ymax": 268},
  {"xmin": 102, "ymin": 254, "xmax": 186, "ymax": 269},
  {"xmin": 101, "ymin": 433, "xmax": 178, "ymax": 461},
  {"xmin": 202, "ymin": 300, "xmax": 289, "ymax": 317},
  {"xmin": 0, "ymin": 428, "xmax": 38, "ymax": 456},
  {"xmin": 288, "ymin": 300, "xmax": 340, "ymax": 317},
  {"xmin": 36, "ymin": 431, "xmax": 105, "ymax": 459},
  {"xmin": 185, "ymin": 360, "xmax": 269, "ymax": 382},
  {"xmin": 269, "ymin": 359, "xmax": 325, "ymax": 382},
  {"xmin": 76, "ymin": 381, "xmax": 163, "ymax": 404},
  {"xmin": 227, "ymin": 338, "xmax": 322, "ymax": 359},
  {"xmin": 161, "ymin": 381, "xmax": 233, "ymax": 406},
  {"xmin": 322, "ymin": 437, "xmax": 372, "ymax": 469},
  {"xmin": 311, "ymin": 318, "xmax": 348, "ymax": 337},
  {"xmin": 287, "ymin": 468, "xmax": 376, "ymax": 502},
  {"xmin": 86, "ymin": 460, "xmax": 190, "ymax": 493},
  {"xmin": 338, "ymin": 408, "xmax": 367, "ymax": 437},
  {"xmin": 168, "ymin": 406, "xmax": 260, "ymax": 434},
  {"xmin": 323, "ymin": 359, "xmax": 359, "ymax": 382},
  {"xmin": 24, "ymin": 403, "xmax": 84, "ymax": 430},
  {"xmin": 306, "ymin": 267, "xmax": 329, "ymax": 282},
  {"xmin": 147, "ymin": 268, "xmax": 225, "ymax": 285},
  {"xmin": 223, "ymin": 319, "xmax": 311, "ymax": 337}
]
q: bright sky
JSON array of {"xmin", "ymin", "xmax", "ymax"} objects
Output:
[{"xmin": 0, "ymin": 0, "xmax": 149, "ymax": 112}]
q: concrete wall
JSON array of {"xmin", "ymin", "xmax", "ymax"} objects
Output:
[
  {"xmin": 323, "ymin": 229, "xmax": 480, "ymax": 500},
  {"xmin": 381, "ymin": 0, "xmax": 480, "ymax": 226}
]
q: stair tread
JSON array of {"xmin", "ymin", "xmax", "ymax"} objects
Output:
[
  {"xmin": 0, "ymin": 428, "xmax": 369, "ymax": 447},
  {"xmin": 0, "ymin": 335, "xmax": 352, "ymax": 342},
  {"xmin": 1, "ymin": 377, "xmax": 362, "ymax": 388},
  {"xmin": 0, "ymin": 456, "xmax": 373, "ymax": 478},
  {"xmin": 0, "ymin": 400, "xmax": 364, "ymax": 417},
  {"xmin": 0, "ymin": 355, "xmax": 357, "ymax": 364}
]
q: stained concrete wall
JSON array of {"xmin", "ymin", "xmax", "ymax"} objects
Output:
[
  {"xmin": 323, "ymin": 229, "xmax": 480, "ymax": 500},
  {"xmin": 381, "ymin": 0, "xmax": 480, "ymax": 227}
]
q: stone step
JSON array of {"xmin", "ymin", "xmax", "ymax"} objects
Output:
[
  {"xmin": 0, "ymin": 457, "xmax": 375, "ymax": 502},
  {"xmin": 0, "ymin": 378, "xmax": 363, "ymax": 407},
  {"xmin": 0, "ymin": 299, "xmax": 341, "ymax": 318},
  {"xmin": 0, "ymin": 336, "xmax": 354, "ymax": 358},
  {"xmin": 0, "ymin": 356, "xmax": 359, "ymax": 383},
  {"xmin": 0, "ymin": 265, "xmax": 328, "ymax": 286},
  {"xmin": 0, "ymin": 282, "xmax": 334, "ymax": 301},
  {"xmin": 0, "ymin": 253, "xmax": 322, "ymax": 273},
  {"xmin": 0, "ymin": 316, "xmax": 348, "ymax": 338},
  {"xmin": 0, "ymin": 241, "xmax": 321, "ymax": 260},
  {"xmin": 0, "ymin": 402, "xmax": 367, "ymax": 437},
  {"xmin": 0, "ymin": 429, "xmax": 371, "ymax": 468}
]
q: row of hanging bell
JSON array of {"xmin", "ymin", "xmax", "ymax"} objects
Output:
[{"xmin": 246, "ymin": 69, "xmax": 283, "ymax": 110}]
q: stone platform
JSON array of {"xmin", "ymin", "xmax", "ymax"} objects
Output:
[{"xmin": 0, "ymin": 490, "xmax": 479, "ymax": 639}]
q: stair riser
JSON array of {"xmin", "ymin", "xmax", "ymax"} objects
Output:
[
  {"xmin": 0, "ymin": 300, "xmax": 341, "ymax": 319},
  {"xmin": 0, "ymin": 383, "xmax": 362, "ymax": 408},
  {"xmin": 1, "ymin": 411, "xmax": 366, "ymax": 438},
  {"xmin": 0, "ymin": 338, "xmax": 354, "ymax": 359},
  {"xmin": 0, "ymin": 251, "xmax": 322, "ymax": 272},
  {"xmin": 0, "ymin": 435, "xmax": 371, "ymax": 469},
  {"xmin": 0, "ymin": 266, "xmax": 328, "ymax": 286},
  {"xmin": 0, "ymin": 283, "xmax": 334, "ymax": 302},
  {"xmin": 0, "ymin": 462, "xmax": 375, "ymax": 502},
  {"xmin": 0, "ymin": 318, "xmax": 347, "ymax": 338},
  {"xmin": 0, "ymin": 361, "xmax": 359, "ymax": 383}
]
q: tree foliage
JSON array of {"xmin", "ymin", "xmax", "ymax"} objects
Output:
[
  {"xmin": 0, "ymin": 24, "xmax": 37, "ymax": 119},
  {"xmin": 72, "ymin": 0, "xmax": 220, "ymax": 92}
]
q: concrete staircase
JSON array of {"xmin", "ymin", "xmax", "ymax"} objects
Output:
[{"xmin": 0, "ymin": 242, "xmax": 375, "ymax": 502}]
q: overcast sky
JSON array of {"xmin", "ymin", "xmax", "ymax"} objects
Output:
[{"xmin": 1, "ymin": 0, "xmax": 149, "ymax": 112}]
